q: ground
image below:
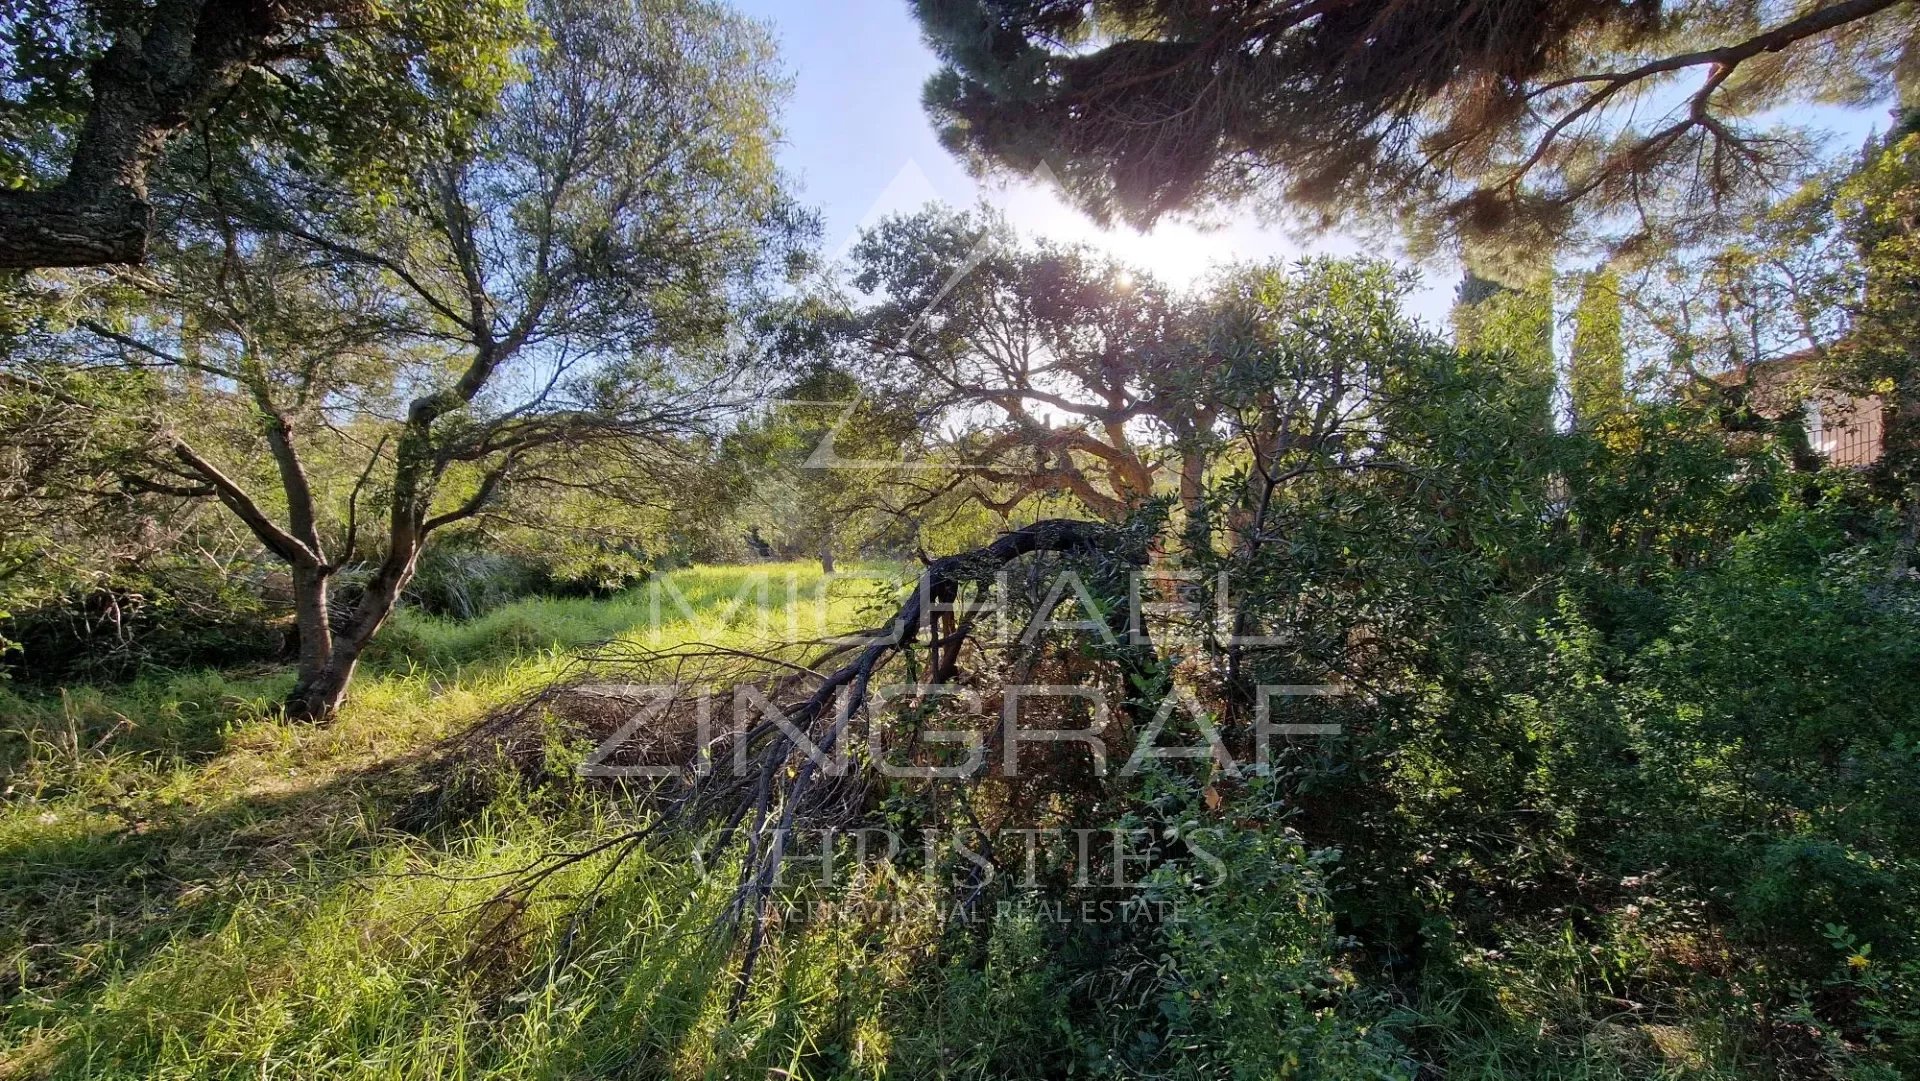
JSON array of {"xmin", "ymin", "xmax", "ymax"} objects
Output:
[
  {"xmin": 0, "ymin": 564, "xmax": 948, "ymax": 1079},
  {"xmin": 0, "ymin": 563, "xmax": 1883, "ymax": 1080}
]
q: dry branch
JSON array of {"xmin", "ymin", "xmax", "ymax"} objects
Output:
[{"xmin": 453, "ymin": 517, "xmax": 1156, "ymax": 1007}]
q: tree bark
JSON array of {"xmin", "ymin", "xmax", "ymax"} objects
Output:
[
  {"xmin": 0, "ymin": 0, "xmax": 307, "ymax": 269},
  {"xmin": 283, "ymin": 506, "xmax": 429, "ymax": 722},
  {"xmin": 282, "ymin": 554, "xmax": 419, "ymax": 722},
  {"xmin": 283, "ymin": 561, "xmax": 346, "ymax": 721},
  {"xmin": 287, "ymin": 651, "xmax": 359, "ymax": 722},
  {"xmin": 0, "ymin": 185, "xmax": 153, "ymax": 268}
]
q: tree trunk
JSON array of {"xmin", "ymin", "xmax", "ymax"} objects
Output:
[
  {"xmin": 0, "ymin": 0, "xmax": 306, "ymax": 269},
  {"xmin": 286, "ymin": 652, "xmax": 359, "ymax": 722},
  {"xmin": 818, "ymin": 536, "xmax": 835, "ymax": 574},
  {"xmin": 281, "ymin": 543, "xmax": 419, "ymax": 722},
  {"xmin": 284, "ymin": 561, "xmax": 347, "ymax": 721},
  {"xmin": 284, "ymin": 597, "xmax": 397, "ymax": 722},
  {"xmin": 289, "ymin": 561, "xmax": 333, "ymax": 667}
]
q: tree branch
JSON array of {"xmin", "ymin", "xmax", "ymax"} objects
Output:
[
  {"xmin": 1500, "ymin": 0, "xmax": 1905, "ymax": 193},
  {"xmin": 170, "ymin": 437, "xmax": 318, "ymax": 565},
  {"xmin": 423, "ymin": 450, "xmax": 521, "ymax": 533},
  {"xmin": 0, "ymin": 0, "xmax": 334, "ymax": 268}
]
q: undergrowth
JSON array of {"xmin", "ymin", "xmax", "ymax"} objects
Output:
[{"xmin": 0, "ymin": 559, "xmax": 1910, "ymax": 1079}]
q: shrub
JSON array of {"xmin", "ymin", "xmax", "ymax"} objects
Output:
[{"xmin": 1, "ymin": 559, "xmax": 289, "ymax": 683}]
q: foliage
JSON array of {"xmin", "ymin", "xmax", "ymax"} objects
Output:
[
  {"xmin": 734, "ymin": 363, "xmax": 925, "ymax": 570},
  {"xmin": 1832, "ymin": 131, "xmax": 1920, "ymax": 505},
  {"xmin": 828, "ymin": 208, "xmax": 1439, "ymax": 539},
  {"xmin": 834, "ymin": 206, "xmax": 1182, "ymax": 521},
  {"xmin": 5, "ymin": 0, "xmax": 812, "ymax": 718},
  {"xmin": 1569, "ymin": 267, "xmax": 1627, "ymax": 427},
  {"xmin": 3, "ymin": 1, "xmax": 1920, "ymax": 1071},
  {"xmin": 2, "ymin": 554, "xmax": 289, "ymax": 683},
  {"xmin": 0, "ymin": 0, "xmax": 525, "ymax": 267},
  {"xmin": 5, "ymin": 451, "xmax": 1920, "ymax": 1080},
  {"xmin": 912, "ymin": 0, "xmax": 1918, "ymax": 250}
]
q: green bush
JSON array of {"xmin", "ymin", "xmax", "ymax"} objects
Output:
[{"xmin": 1, "ymin": 560, "xmax": 289, "ymax": 684}]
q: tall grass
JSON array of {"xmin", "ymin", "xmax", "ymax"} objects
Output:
[
  {"xmin": 0, "ymin": 563, "xmax": 932, "ymax": 1080},
  {"xmin": 0, "ymin": 562, "xmax": 1811, "ymax": 1079}
]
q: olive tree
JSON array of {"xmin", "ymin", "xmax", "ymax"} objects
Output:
[{"xmin": 20, "ymin": 0, "xmax": 810, "ymax": 719}]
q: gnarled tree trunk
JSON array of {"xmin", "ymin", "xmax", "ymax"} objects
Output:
[
  {"xmin": 282, "ymin": 541, "xmax": 425, "ymax": 721},
  {"xmin": 0, "ymin": 0, "xmax": 322, "ymax": 269}
]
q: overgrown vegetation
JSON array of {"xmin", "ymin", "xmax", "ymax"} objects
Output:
[
  {"xmin": 6, "ymin": 0, "xmax": 1920, "ymax": 1076},
  {"xmin": 4, "ymin": 501, "xmax": 1916, "ymax": 1079}
]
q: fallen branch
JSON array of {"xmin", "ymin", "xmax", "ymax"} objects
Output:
[{"xmin": 455, "ymin": 517, "xmax": 1157, "ymax": 1007}]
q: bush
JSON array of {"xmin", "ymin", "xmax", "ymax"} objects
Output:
[
  {"xmin": 402, "ymin": 548, "xmax": 554, "ymax": 620},
  {"xmin": 1, "ymin": 559, "xmax": 289, "ymax": 684},
  {"xmin": 404, "ymin": 536, "xmax": 662, "ymax": 619}
]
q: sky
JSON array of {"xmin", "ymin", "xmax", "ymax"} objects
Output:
[
  {"xmin": 731, "ymin": 0, "xmax": 1892, "ymax": 330},
  {"xmin": 729, "ymin": 0, "xmax": 1460, "ymax": 324}
]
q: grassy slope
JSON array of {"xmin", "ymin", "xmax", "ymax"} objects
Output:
[{"xmin": 0, "ymin": 563, "xmax": 942, "ymax": 1080}]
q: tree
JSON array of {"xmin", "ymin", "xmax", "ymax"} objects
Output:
[
  {"xmin": 830, "ymin": 208, "xmax": 1439, "ymax": 556},
  {"xmin": 1453, "ymin": 270, "xmax": 1550, "ymax": 360},
  {"xmin": 913, "ymin": 0, "xmax": 1918, "ymax": 248},
  {"xmin": 1618, "ymin": 160, "xmax": 1858, "ymax": 469},
  {"xmin": 13, "ymin": 0, "xmax": 810, "ymax": 719},
  {"xmin": 1832, "ymin": 130, "xmax": 1920, "ymax": 560},
  {"xmin": 835, "ymin": 208, "xmax": 1181, "ymax": 522},
  {"xmin": 1625, "ymin": 186, "xmax": 1850, "ymax": 373},
  {"xmin": 0, "ymin": 0, "xmax": 519, "ymax": 269},
  {"xmin": 1569, "ymin": 266, "xmax": 1627, "ymax": 426},
  {"xmin": 1452, "ymin": 265, "xmax": 1558, "ymax": 434},
  {"xmin": 738, "ymin": 364, "xmax": 920, "ymax": 572}
]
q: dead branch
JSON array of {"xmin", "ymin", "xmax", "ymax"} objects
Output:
[{"xmin": 452, "ymin": 517, "xmax": 1156, "ymax": 1008}]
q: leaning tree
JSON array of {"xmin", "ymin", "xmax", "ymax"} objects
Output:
[{"xmin": 9, "ymin": 0, "xmax": 811, "ymax": 719}]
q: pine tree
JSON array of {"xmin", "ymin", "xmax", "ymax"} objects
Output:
[{"xmin": 915, "ymin": 0, "xmax": 1912, "ymax": 248}]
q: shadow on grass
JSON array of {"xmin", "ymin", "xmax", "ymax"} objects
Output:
[
  {"xmin": 0, "ymin": 743, "xmax": 776, "ymax": 1080},
  {"xmin": 0, "ymin": 670, "xmax": 295, "ymax": 794},
  {"xmin": 0, "ymin": 737, "xmax": 448, "ymax": 1025},
  {"xmin": 0, "ymin": 564, "xmax": 924, "ymax": 1077}
]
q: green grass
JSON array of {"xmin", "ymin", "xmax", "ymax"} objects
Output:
[
  {"xmin": 367, "ymin": 560, "xmax": 906, "ymax": 671},
  {"xmin": 0, "ymin": 562, "xmax": 934, "ymax": 1080},
  {"xmin": 0, "ymin": 561, "xmax": 1874, "ymax": 1079}
]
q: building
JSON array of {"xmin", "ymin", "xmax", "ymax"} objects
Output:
[{"xmin": 1711, "ymin": 354, "xmax": 1884, "ymax": 468}]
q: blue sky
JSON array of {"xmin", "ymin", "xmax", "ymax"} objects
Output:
[
  {"xmin": 733, "ymin": 0, "xmax": 1891, "ymax": 328},
  {"xmin": 727, "ymin": 0, "xmax": 1455, "ymax": 316}
]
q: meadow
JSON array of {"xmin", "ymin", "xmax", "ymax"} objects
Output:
[{"xmin": 0, "ymin": 564, "xmax": 965, "ymax": 1080}]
